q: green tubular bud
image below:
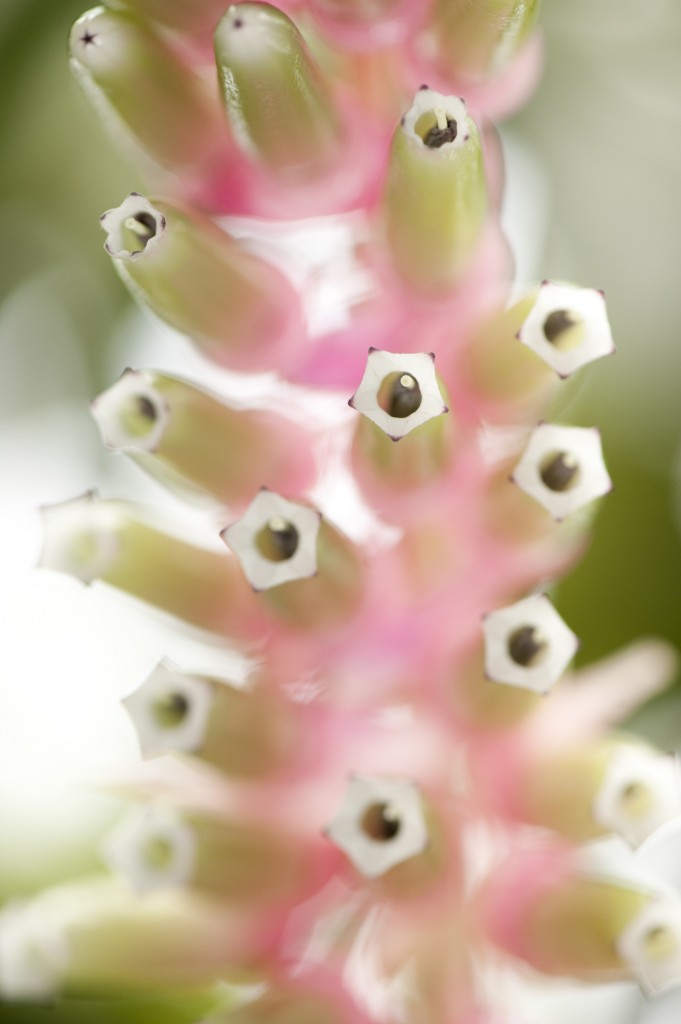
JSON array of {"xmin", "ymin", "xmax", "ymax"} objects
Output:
[
  {"xmin": 349, "ymin": 349, "xmax": 453, "ymax": 491},
  {"xmin": 100, "ymin": 195, "xmax": 302, "ymax": 371},
  {"xmin": 214, "ymin": 3, "xmax": 344, "ymax": 183},
  {"xmin": 522, "ymin": 876, "xmax": 651, "ymax": 978},
  {"xmin": 383, "ymin": 89, "xmax": 487, "ymax": 292},
  {"xmin": 38, "ymin": 494, "xmax": 260, "ymax": 639},
  {"xmin": 69, "ymin": 8, "xmax": 220, "ymax": 170},
  {"xmin": 92, "ymin": 370, "xmax": 314, "ymax": 506},
  {"xmin": 102, "ymin": 805, "xmax": 314, "ymax": 908},
  {"xmin": 428, "ymin": 0, "xmax": 542, "ymax": 80},
  {"xmin": 123, "ymin": 661, "xmax": 298, "ymax": 778},
  {"xmin": 465, "ymin": 290, "xmax": 556, "ymax": 406},
  {"xmin": 222, "ymin": 491, "xmax": 364, "ymax": 631}
]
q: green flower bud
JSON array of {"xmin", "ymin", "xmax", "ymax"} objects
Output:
[{"xmin": 427, "ymin": 0, "xmax": 542, "ymax": 80}]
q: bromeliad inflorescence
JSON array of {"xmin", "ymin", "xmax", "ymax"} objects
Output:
[{"xmin": 5, "ymin": 1, "xmax": 681, "ymax": 1021}]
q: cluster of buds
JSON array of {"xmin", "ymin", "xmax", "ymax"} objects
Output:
[{"xmin": 5, "ymin": 1, "xmax": 681, "ymax": 1021}]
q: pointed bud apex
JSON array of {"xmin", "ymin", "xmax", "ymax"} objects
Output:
[
  {"xmin": 426, "ymin": 0, "xmax": 542, "ymax": 80},
  {"xmin": 512, "ymin": 424, "xmax": 612, "ymax": 520},
  {"xmin": 383, "ymin": 89, "xmax": 486, "ymax": 291},
  {"xmin": 92, "ymin": 370, "xmax": 315, "ymax": 506},
  {"xmin": 326, "ymin": 776, "xmax": 429, "ymax": 879},
  {"xmin": 518, "ymin": 282, "xmax": 615, "ymax": 378},
  {"xmin": 222, "ymin": 491, "xmax": 364, "ymax": 630},
  {"xmin": 618, "ymin": 901, "xmax": 681, "ymax": 996},
  {"xmin": 69, "ymin": 8, "xmax": 220, "ymax": 170},
  {"xmin": 214, "ymin": 3, "xmax": 344, "ymax": 184},
  {"xmin": 123, "ymin": 661, "xmax": 297, "ymax": 778},
  {"xmin": 39, "ymin": 495, "xmax": 261, "ymax": 640},
  {"xmin": 100, "ymin": 195, "xmax": 304, "ymax": 372},
  {"xmin": 593, "ymin": 748, "xmax": 681, "ymax": 848},
  {"xmin": 483, "ymin": 594, "xmax": 578, "ymax": 694}
]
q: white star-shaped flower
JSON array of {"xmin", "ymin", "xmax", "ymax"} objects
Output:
[
  {"xmin": 593, "ymin": 748, "xmax": 681, "ymax": 849},
  {"xmin": 100, "ymin": 193, "xmax": 166, "ymax": 261},
  {"xmin": 349, "ymin": 349, "xmax": 448, "ymax": 440},
  {"xmin": 221, "ymin": 490, "xmax": 321, "ymax": 591},
  {"xmin": 38, "ymin": 492, "xmax": 121, "ymax": 584},
  {"xmin": 122, "ymin": 661, "xmax": 215, "ymax": 759},
  {"xmin": 101, "ymin": 805, "xmax": 196, "ymax": 894},
  {"xmin": 402, "ymin": 88, "xmax": 472, "ymax": 149},
  {"xmin": 92, "ymin": 370, "xmax": 170, "ymax": 454},
  {"xmin": 518, "ymin": 282, "xmax": 615, "ymax": 378},
  {"xmin": 618, "ymin": 900, "xmax": 681, "ymax": 996},
  {"xmin": 511, "ymin": 424, "xmax": 612, "ymax": 520},
  {"xmin": 0, "ymin": 901, "xmax": 68, "ymax": 1002},
  {"xmin": 325, "ymin": 776, "xmax": 429, "ymax": 879},
  {"xmin": 483, "ymin": 593, "xmax": 579, "ymax": 694}
]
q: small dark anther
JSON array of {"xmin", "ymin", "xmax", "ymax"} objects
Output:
[
  {"xmin": 386, "ymin": 373, "xmax": 422, "ymax": 418},
  {"xmin": 233, "ymin": 16, "xmax": 244, "ymax": 28},
  {"xmin": 424, "ymin": 118, "xmax": 458, "ymax": 149},
  {"xmin": 543, "ymin": 309, "xmax": 579, "ymax": 344},
  {"xmin": 361, "ymin": 802, "xmax": 401, "ymax": 842},
  {"xmin": 508, "ymin": 626, "xmax": 547, "ymax": 668},
  {"xmin": 81, "ymin": 30, "xmax": 97, "ymax": 46},
  {"xmin": 257, "ymin": 517, "xmax": 300, "ymax": 562},
  {"xmin": 136, "ymin": 395, "xmax": 157, "ymax": 421},
  {"xmin": 130, "ymin": 211, "xmax": 157, "ymax": 240},
  {"xmin": 540, "ymin": 451, "xmax": 580, "ymax": 492},
  {"xmin": 153, "ymin": 692, "xmax": 190, "ymax": 728}
]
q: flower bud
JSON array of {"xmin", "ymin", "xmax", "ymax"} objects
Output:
[
  {"xmin": 483, "ymin": 594, "xmax": 579, "ymax": 694},
  {"xmin": 222, "ymin": 490, "xmax": 364, "ymax": 630},
  {"xmin": 92, "ymin": 370, "xmax": 315, "ymax": 507},
  {"xmin": 383, "ymin": 88, "xmax": 487, "ymax": 292},
  {"xmin": 100, "ymin": 194, "xmax": 304, "ymax": 372},
  {"xmin": 214, "ymin": 3, "xmax": 344, "ymax": 185},
  {"xmin": 592, "ymin": 746, "xmax": 681, "ymax": 848},
  {"xmin": 426, "ymin": 0, "xmax": 542, "ymax": 81},
  {"xmin": 123, "ymin": 661, "xmax": 298, "ymax": 778},
  {"xmin": 517, "ymin": 282, "xmax": 615, "ymax": 378},
  {"xmin": 38, "ymin": 493, "xmax": 261, "ymax": 640},
  {"xmin": 102, "ymin": 804, "xmax": 331, "ymax": 908},
  {"xmin": 69, "ymin": 8, "xmax": 220, "ymax": 170},
  {"xmin": 511, "ymin": 424, "xmax": 612, "ymax": 520},
  {"xmin": 349, "ymin": 349, "xmax": 453, "ymax": 501},
  {"xmin": 479, "ymin": 848, "xmax": 653, "ymax": 978}
]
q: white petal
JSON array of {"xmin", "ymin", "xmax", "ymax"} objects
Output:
[
  {"xmin": 123, "ymin": 661, "xmax": 215, "ymax": 759},
  {"xmin": 38, "ymin": 493, "xmax": 122, "ymax": 584},
  {"xmin": 483, "ymin": 593, "xmax": 579, "ymax": 694},
  {"xmin": 92, "ymin": 370, "xmax": 170, "ymax": 453},
  {"xmin": 222, "ymin": 490, "xmax": 321, "ymax": 591},
  {"xmin": 593, "ymin": 749, "xmax": 681, "ymax": 848},
  {"xmin": 618, "ymin": 901, "xmax": 681, "ymax": 996},
  {"xmin": 101, "ymin": 805, "xmax": 196, "ymax": 894},
  {"xmin": 100, "ymin": 193, "xmax": 166, "ymax": 261},
  {"xmin": 326, "ymin": 776, "xmax": 429, "ymax": 879},
  {"xmin": 512, "ymin": 424, "xmax": 612, "ymax": 519},
  {"xmin": 518, "ymin": 283, "xmax": 615, "ymax": 378},
  {"xmin": 350, "ymin": 350, "xmax": 448, "ymax": 440}
]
